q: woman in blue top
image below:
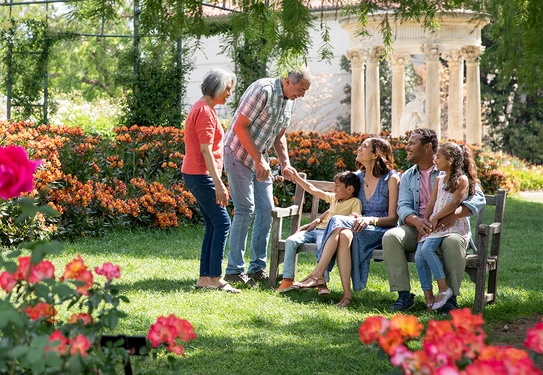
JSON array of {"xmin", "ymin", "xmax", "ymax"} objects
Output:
[{"xmin": 296, "ymin": 137, "xmax": 400, "ymax": 307}]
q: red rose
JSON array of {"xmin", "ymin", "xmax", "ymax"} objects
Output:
[{"xmin": 0, "ymin": 146, "xmax": 42, "ymax": 200}]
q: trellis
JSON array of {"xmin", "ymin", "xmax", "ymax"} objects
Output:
[{"xmin": 0, "ymin": 0, "xmax": 238, "ymax": 123}]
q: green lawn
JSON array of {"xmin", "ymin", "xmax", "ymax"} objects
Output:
[{"xmin": 54, "ymin": 195, "xmax": 543, "ymax": 374}]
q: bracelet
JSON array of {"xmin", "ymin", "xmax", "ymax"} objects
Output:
[{"xmin": 372, "ymin": 217, "xmax": 378, "ymax": 226}]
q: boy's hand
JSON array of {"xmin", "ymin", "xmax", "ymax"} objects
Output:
[
  {"xmin": 299, "ymin": 219, "xmax": 318, "ymax": 232},
  {"xmin": 352, "ymin": 216, "xmax": 371, "ymax": 232},
  {"xmin": 282, "ymin": 165, "xmax": 297, "ymax": 181}
]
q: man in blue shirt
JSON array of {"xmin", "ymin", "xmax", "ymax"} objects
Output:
[{"xmin": 382, "ymin": 128, "xmax": 486, "ymax": 314}]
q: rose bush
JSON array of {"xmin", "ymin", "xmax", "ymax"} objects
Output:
[
  {"xmin": 0, "ymin": 146, "xmax": 196, "ymax": 374},
  {"xmin": 359, "ymin": 308, "xmax": 543, "ymax": 375}
]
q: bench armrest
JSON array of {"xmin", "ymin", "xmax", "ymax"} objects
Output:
[
  {"xmin": 272, "ymin": 205, "xmax": 300, "ymax": 219},
  {"xmin": 477, "ymin": 222, "xmax": 502, "ymax": 236}
]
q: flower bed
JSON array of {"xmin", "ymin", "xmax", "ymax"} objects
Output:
[{"xmin": 0, "ymin": 121, "xmax": 539, "ymax": 243}]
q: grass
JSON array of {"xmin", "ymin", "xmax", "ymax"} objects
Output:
[{"xmin": 49, "ymin": 195, "xmax": 543, "ymax": 374}]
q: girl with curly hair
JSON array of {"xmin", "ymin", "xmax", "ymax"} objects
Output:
[{"xmin": 416, "ymin": 142, "xmax": 479, "ymax": 310}]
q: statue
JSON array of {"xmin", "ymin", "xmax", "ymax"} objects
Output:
[{"xmin": 399, "ymin": 89, "xmax": 425, "ymax": 135}]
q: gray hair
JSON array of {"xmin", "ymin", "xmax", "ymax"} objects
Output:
[
  {"xmin": 287, "ymin": 67, "xmax": 312, "ymax": 84},
  {"xmin": 200, "ymin": 68, "xmax": 237, "ymax": 99}
]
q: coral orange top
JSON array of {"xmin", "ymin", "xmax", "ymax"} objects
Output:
[{"xmin": 181, "ymin": 100, "xmax": 223, "ymax": 175}]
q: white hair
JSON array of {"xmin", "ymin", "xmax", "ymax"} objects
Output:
[{"xmin": 200, "ymin": 68, "xmax": 237, "ymax": 99}]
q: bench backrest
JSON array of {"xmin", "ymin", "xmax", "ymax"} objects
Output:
[{"xmin": 290, "ymin": 174, "xmax": 506, "ymax": 255}]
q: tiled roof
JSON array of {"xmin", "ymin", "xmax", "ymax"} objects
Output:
[{"xmin": 200, "ymin": 1, "xmax": 358, "ymax": 17}]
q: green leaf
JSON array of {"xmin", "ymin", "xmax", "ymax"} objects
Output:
[
  {"xmin": 29, "ymin": 241, "xmax": 64, "ymax": 264},
  {"xmin": 67, "ymin": 354, "xmax": 82, "ymax": 374},
  {"xmin": 32, "ymin": 283, "xmax": 50, "ymax": 299},
  {"xmin": 3, "ymin": 261, "xmax": 17, "ymax": 273},
  {"xmin": 9, "ymin": 345, "xmax": 29, "ymax": 358},
  {"xmin": 54, "ymin": 283, "xmax": 75, "ymax": 298},
  {"xmin": 44, "ymin": 352, "xmax": 63, "ymax": 370},
  {"xmin": 15, "ymin": 197, "xmax": 38, "ymax": 223},
  {"xmin": 6, "ymin": 249, "xmax": 22, "ymax": 259},
  {"xmin": 102, "ymin": 311, "xmax": 119, "ymax": 329},
  {"xmin": 37, "ymin": 204, "xmax": 59, "ymax": 217},
  {"xmin": 118, "ymin": 295, "xmax": 130, "ymax": 303}
]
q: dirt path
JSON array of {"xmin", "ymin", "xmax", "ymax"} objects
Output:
[{"xmin": 488, "ymin": 315, "xmax": 543, "ymax": 370}]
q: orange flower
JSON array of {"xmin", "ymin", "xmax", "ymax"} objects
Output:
[
  {"xmin": 25, "ymin": 302, "xmax": 56, "ymax": 321},
  {"xmin": 74, "ymin": 270, "xmax": 94, "ymax": 295},
  {"xmin": 68, "ymin": 313, "xmax": 94, "ymax": 325},
  {"xmin": 378, "ymin": 329, "xmax": 405, "ymax": 356},
  {"xmin": 424, "ymin": 319, "xmax": 454, "ymax": 344},
  {"xmin": 62, "ymin": 255, "xmax": 88, "ymax": 280},
  {"xmin": 359, "ymin": 315, "xmax": 390, "ymax": 345},
  {"xmin": 450, "ymin": 308, "xmax": 485, "ymax": 334},
  {"xmin": 390, "ymin": 314, "xmax": 423, "ymax": 339}
]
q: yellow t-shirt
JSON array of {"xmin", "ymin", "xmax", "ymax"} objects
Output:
[{"xmin": 317, "ymin": 193, "xmax": 362, "ymax": 229}]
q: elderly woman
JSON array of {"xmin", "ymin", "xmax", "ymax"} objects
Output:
[{"xmin": 182, "ymin": 68, "xmax": 240, "ymax": 293}]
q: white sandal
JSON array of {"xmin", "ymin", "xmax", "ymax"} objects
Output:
[{"xmin": 432, "ymin": 288, "xmax": 453, "ymax": 310}]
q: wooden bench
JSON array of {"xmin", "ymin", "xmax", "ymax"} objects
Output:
[
  {"xmin": 100, "ymin": 335, "xmax": 147, "ymax": 375},
  {"xmin": 268, "ymin": 174, "xmax": 507, "ymax": 313}
]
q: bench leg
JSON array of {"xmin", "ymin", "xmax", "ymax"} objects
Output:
[
  {"xmin": 486, "ymin": 263, "xmax": 499, "ymax": 304},
  {"xmin": 268, "ymin": 247, "xmax": 281, "ymax": 288},
  {"xmin": 472, "ymin": 264, "xmax": 487, "ymax": 313}
]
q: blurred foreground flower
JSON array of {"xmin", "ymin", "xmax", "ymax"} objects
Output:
[
  {"xmin": 0, "ymin": 145, "xmax": 42, "ymax": 200},
  {"xmin": 359, "ymin": 308, "xmax": 543, "ymax": 375}
]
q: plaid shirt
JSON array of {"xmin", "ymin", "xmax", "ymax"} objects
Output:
[{"xmin": 224, "ymin": 78, "xmax": 295, "ymax": 170}]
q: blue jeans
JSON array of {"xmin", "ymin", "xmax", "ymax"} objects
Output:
[
  {"xmin": 224, "ymin": 148, "xmax": 273, "ymax": 275},
  {"xmin": 415, "ymin": 237, "xmax": 446, "ymax": 291},
  {"xmin": 183, "ymin": 174, "xmax": 231, "ymax": 277},
  {"xmin": 283, "ymin": 229, "xmax": 325, "ymax": 279}
]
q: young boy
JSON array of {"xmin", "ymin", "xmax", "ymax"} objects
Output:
[{"xmin": 276, "ymin": 170, "xmax": 362, "ymax": 293}]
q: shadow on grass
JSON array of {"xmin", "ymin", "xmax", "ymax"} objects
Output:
[
  {"xmin": 117, "ymin": 277, "xmax": 196, "ymax": 293},
  {"xmin": 129, "ymin": 314, "xmax": 394, "ymax": 375}
]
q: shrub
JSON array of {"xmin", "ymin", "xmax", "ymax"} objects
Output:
[
  {"xmin": 0, "ymin": 146, "xmax": 195, "ymax": 374},
  {"xmin": 1, "ymin": 121, "xmax": 539, "ymax": 243}
]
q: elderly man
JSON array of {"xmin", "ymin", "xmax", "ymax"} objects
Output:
[
  {"xmin": 382, "ymin": 128, "xmax": 486, "ymax": 314},
  {"xmin": 223, "ymin": 68, "xmax": 312, "ymax": 285}
]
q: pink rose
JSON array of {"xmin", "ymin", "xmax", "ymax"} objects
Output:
[
  {"xmin": 29, "ymin": 260, "xmax": 55, "ymax": 284},
  {"xmin": 94, "ymin": 262, "xmax": 121, "ymax": 281},
  {"xmin": 47, "ymin": 330, "xmax": 69, "ymax": 355},
  {"xmin": 69, "ymin": 334, "xmax": 92, "ymax": 357},
  {"xmin": 0, "ymin": 146, "xmax": 42, "ymax": 200},
  {"xmin": 524, "ymin": 322, "xmax": 543, "ymax": 354},
  {"xmin": 0, "ymin": 271, "xmax": 17, "ymax": 293}
]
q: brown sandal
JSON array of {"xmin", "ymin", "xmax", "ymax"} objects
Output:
[
  {"xmin": 295, "ymin": 274, "xmax": 324, "ymax": 289},
  {"xmin": 336, "ymin": 296, "xmax": 352, "ymax": 308}
]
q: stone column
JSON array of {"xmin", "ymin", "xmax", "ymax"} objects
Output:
[
  {"xmin": 347, "ymin": 49, "xmax": 366, "ymax": 133},
  {"xmin": 421, "ymin": 44, "xmax": 442, "ymax": 139},
  {"xmin": 442, "ymin": 50, "xmax": 464, "ymax": 141},
  {"xmin": 388, "ymin": 53, "xmax": 410, "ymax": 137},
  {"xmin": 462, "ymin": 46, "xmax": 483, "ymax": 145},
  {"xmin": 365, "ymin": 46, "xmax": 385, "ymax": 134}
]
